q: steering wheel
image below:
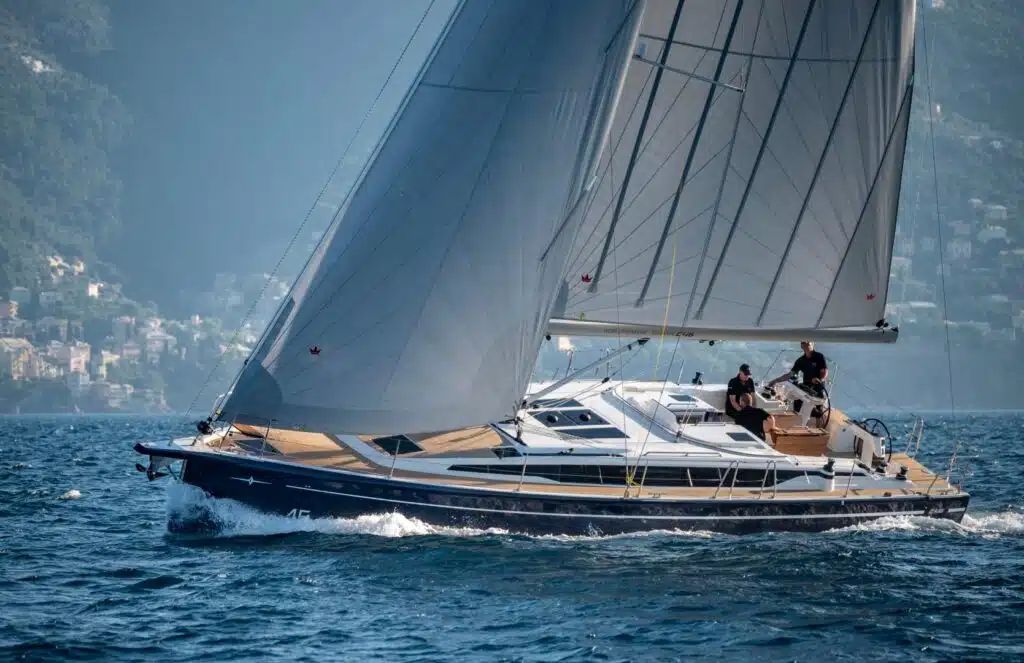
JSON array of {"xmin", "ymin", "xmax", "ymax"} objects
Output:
[
  {"xmin": 812, "ymin": 383, "xmax": 831, "ymax": 428},
  {"xmin": 858, "ymin": 417, "xmax": 892, "ymax": 462}
]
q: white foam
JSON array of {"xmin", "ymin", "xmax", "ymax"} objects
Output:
[
  {"xmin": 58, "ymin": 489, "xmax": 81, "ymax": 500},
  {"xmin": 831, "ymin": 511, "xmax": 1024, "ymax": 538},
  {"xmin": 163, "ymin": 484, "xmax": 719, "ymax": 541},
  {"xmin": 165, "ymin": 484, "xmax": 507, "ymax": 538}
]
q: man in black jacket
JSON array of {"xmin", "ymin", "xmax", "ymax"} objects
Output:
[{"xmin": 725, "ymin": 363, "xmax": 755, "ymax": 418}]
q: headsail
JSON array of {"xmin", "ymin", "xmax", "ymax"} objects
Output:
[
  {"xmin": 554, "ymin": 0, "xmax": 916, "ymax": 336},
  {"xmin": 218, "ymin": 0, "xmax": 645, "ymax": 434}
]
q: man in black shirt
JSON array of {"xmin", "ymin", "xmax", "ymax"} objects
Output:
[
  {"xmin": 732, "ymin": 393, "xmax": 777, "ymax": 442},
  {"xmin": 768, "ymin": 341, "xmax": 828, "ymax": 397},
  {"xmin": 725, "ymin": 363, "xmax": 755, "ymax": 418}
]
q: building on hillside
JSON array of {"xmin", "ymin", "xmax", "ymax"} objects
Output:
[
  {"xmin": 113, "ymin": 316, "xmax": 135, "ymax": 345},
  {"xmin": 67, "ymin": 371, "xmax": 91, "ymax": 396},
  {"xmin": 8, "ymin": 287, "xmax": 30, "ymax": 305},
  {"xmin": 0, "ymin": 338, "xmax": 35, "ymax": 380},
  {"xmin": 986, "ymin": 204, "xmax": 1008, "ymax": 222},
  {"xmin": 121, "ymin": 340, "xmax": 142, "ymax": 362},
  {"xmin": 36, "ymin": 317, "xmax": 69, "ymax": 343},
  {"xmin": 0, "ymin": 318, "xmax": 28, "ymax": 338},
  {"xmin": 39, "ymin": 290, "xmax": 63, "ymax": 309},
  {"xmin": 86, "ymin": 281, "xmax": 104, "ymax": 298},
  {"xmin": 0, "ymin": 301, "xmax": 18, "ymax": 319},
  {"xmin": 52, "ymin": 341, "xmax": 92, "ymax": 374}
]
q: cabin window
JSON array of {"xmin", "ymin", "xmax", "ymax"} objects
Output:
[
  {"xmin": 445, "ymin": 463, "xmax": 806, "ymax": 486},
  {"xmin": 726, "ymin": 431, "xmax": 758, "ymax": 442},
  {"xmin": 492, "ymin": 447, "xmax": 521, "ymax": 459},
  {"xmin": 371, "ymin": 435, "xmax": 423, "ymax": 455}
]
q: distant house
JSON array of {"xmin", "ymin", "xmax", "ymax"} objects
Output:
[
  {"xmin": 39, "ymin": 290, "xmax": 63, "ymax": 308},
  {"xmin": 67, "ymin": 371, "xmax": 91, "ymax": 395},
  {"xmin": 0, "ymin": 338, "xmax": 35, "ymax": 380},
  {"xmin": 951, "ymin": 220, "xmax": 972, "ymax": 237},
  {"xmin": 53, "ymin": 341, "xmax": 91, "ymax": 374},
  {"xmin": 121, "ymin": 340, "xmax": 142, "ymax": 361},
  {"xmin": 36, "ymin": 317, "xmax": 69, "ymax": 343},
  {"xmin": 0, "ymin": 301, "xmax": 18, "ymax": 319},
  {"xmin": 947, "ymin": 238, "xmax": 972, "ymax": 260},
  {"xmin": 113, "ymin": 316, "xmax": 135, "ymax": 345},
  {"xmin": 86, "ymin": 281, "xmax": 104, "ymax": 298},
  {"xmin": 986, "ymin": 205, "xmax": 1008, "ymax": 222},
  {"xmin": 8, "ymin": 287, "xmax": 30, "ymax": 305},
  {"xmin": 977, "ymin": 225, "xmax": 1008, "ymax": 244}
]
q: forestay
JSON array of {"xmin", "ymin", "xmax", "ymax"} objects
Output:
[
  {"xmin": 218, "ymin": 0, "xmax": 645, "ymax": 434},
  {"xmin": 554, "ymin": 0, "xmax": 916, "ymax": 334}
]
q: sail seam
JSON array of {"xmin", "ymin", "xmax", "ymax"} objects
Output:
[
  {"xmin": 637, "ymin": 0, "xmax": 746, "ymax": 311},
  {"xmin": 564, "ymin": 9, "xmax": 729, "ymax": 283},
  {"xmin": 756, "ymin": 0, "xmax": 881, "ymax": 326},
  {"xmin": 585, "ymin": 0, "xmax": 687, "ymax": 292},
  {"xmin": 815, "ymin": 78, "xmax": 914, "ymax": 326},
  {"xmin": 637, "ymin": 34, "xmax": 898, "ymax": 64},
  {"xmin": 693, "ymin": 0, "xmax": 818, "ymax": 321}
]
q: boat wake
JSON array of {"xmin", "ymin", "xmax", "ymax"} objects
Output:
[
  {"xmin": 831, "ymin": 511, "xmax": 1024, "ymax": 538},
  {"xmin": 163, "ymin": 484, "xmax": 716, "ymax": 541}
]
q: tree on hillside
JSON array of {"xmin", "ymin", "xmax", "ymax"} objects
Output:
[{"xmin": 0, "ymin": 0, "xmax": 128, "ymax": 294}]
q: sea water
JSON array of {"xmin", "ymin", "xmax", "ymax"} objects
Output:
[{"xmin": 2, "ymin": 413, "xmax": 1023, "ymax": 662}]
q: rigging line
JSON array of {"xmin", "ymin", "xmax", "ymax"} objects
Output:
[
  {"xmin": 187, "ymin": 0, "xmax": 440, "ymax": 418},
  {"xmin": 588, "ymin": 0, "xmax": 688, "ymax": 292},
  {"xmin": 652, "ymin": 243, "xmax": 678, "ymax": 378},
  {"xmin": 756, "ymin": 0, "xmax": 882, "ymax": 326},
  {"xmin": 260, "ymin": 8, "xmax": 542, "ymax": 370},
  {"xmin": 261, "ymin": 3, "xmax": 547, "ymax": 381},
  {"xmin": 628, "ymin": 333, "xmax": 682, "ymax": 485},
  {"xmin": 920, "ymin": 13, "xmax": 956, "ymax": 418},
  {"xmin": 759, "ymin": 347, "xmax": 786, "ymax": 385}
]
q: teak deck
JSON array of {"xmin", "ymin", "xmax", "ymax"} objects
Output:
[{"xmin": 223, "ymin": 424, "xmax": 959, "ymax": 500}]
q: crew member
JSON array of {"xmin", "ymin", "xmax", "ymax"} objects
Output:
[
  {"xmin": 725, "ymin": 363, "xmax": 755, "ymax": 418},
  {"xmin": 768, "ymin": 341, "xmax": 828, "ymax": 397},
  {"xmin": 733, "ymin": 393, "xmax": 777, "ymax": 442}
]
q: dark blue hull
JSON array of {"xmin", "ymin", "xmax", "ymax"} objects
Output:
[{"xmin": 138, "ymin": 444, "xmax": 970, "ymax": 536}]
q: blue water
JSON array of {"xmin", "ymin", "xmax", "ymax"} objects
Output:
[{"xmin": 2, "ymin": 413, "xmax": 1023, "ymax": 662}]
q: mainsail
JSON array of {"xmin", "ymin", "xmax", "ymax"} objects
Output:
[
  {"xmin": 218, "ymin": 0, "xmax": 645, "ymax": 434},
  {"xmin": 552, "ymin": 0, "xmax": 916, "ymax": 340}
]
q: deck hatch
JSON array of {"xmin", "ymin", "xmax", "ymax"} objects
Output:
[{"xmin": 371, "ymin": 435, "xmax": 423, "ymax": 455}]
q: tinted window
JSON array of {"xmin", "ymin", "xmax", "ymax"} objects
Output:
[
  {"xmin": 534, "ymin": 408, "xmax": 611, "ymax": 428},
  {"xmin": 528, "ymin": 398, "xmax": 583, "ymax": 409},
  {"xmin": 371, "ymin": 435, "xmax": 423, "ymax": 455},
  {"xmin": 557, "ymin": 426, "xmax": 628, "ymax": 439},
  {"xmin": 726, "ymin": 431, "xmax": 758, "ymax": 442}
]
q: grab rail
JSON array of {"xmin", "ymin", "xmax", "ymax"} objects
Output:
[
  {"xmin": 712, "ymin": 460, "xmax": 741, "ymax": 499},
  {"xmin": 758, "ymin": 460, "xmax": 778, "ymax": 500}
]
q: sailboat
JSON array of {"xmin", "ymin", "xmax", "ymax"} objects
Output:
[{"xmin": 137, "ymin": 0, "xmax": 969, "ymax": 534}]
